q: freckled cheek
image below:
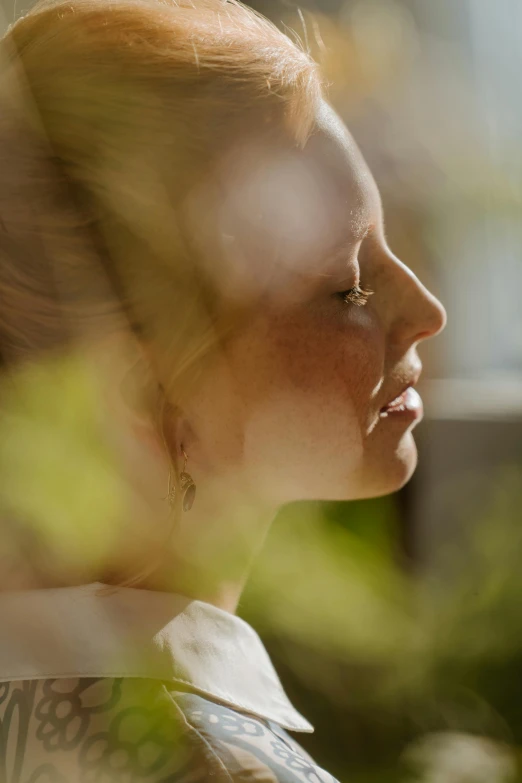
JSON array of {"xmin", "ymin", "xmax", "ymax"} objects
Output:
[
  {"xmin": 234, "ymin": 316, "xmax": 383, "ymax": 497},
  {"xmin": 265, "ymin": 315, "xmax": 383, "ymax": 427},
  {"xmin": 339, "ymin": 330, "xmax": 384, "ymax": 423}
]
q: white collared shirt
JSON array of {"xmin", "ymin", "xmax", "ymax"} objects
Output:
[{"xmin": 0, "ymin": 583, "xmax": 337, "ymax": 782}]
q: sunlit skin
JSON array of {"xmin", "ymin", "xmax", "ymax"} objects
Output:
[{"xmin": 113, "ymin": 100, "xmax": 447, "ymax": 609}]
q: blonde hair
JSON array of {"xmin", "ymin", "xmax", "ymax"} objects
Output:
[
  {"xmin": 0, "ymin": 0, "xmax": 322, "ymax": 587},
  {"xmin": 0, "ymin": 0, "xmax": 321, "ymax": 396}
]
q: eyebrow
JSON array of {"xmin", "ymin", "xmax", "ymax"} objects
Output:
[
  {"xmin": 325, "ymin": 223, "xmax": 371, "ymax": 264},
  {"xmin": 315, "ymin": 181, "xmax": 383, "ymax": 277}
]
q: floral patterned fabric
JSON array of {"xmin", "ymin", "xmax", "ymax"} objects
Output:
[
  {"xmin": 0, "ymin": 584, "xmax": 338, "ymax": 782},
  {"xmin": 0, "ymin": 677, "xmax": 337, "ymax": 782}
]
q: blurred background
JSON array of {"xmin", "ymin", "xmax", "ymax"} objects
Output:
[
  {"xmin": 241, "ymin": 1, "xmax": 522, "ymax": 780},
  {"xmin": 1, "ymin": 0, "xmax": 521, "ymax": 780}
]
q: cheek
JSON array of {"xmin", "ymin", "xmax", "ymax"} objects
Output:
[
  {"xmin": 262, "ymin": 306, "xmax": 383, "ymax": 424},
  {"xmin": 237, "ymin": 307, "xmax": 384, "ymax": 498}
]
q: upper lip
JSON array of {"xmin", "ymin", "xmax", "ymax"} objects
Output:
[{"xmin": 380, "ymin": 366, "xmax": 422, "ymax": 411}]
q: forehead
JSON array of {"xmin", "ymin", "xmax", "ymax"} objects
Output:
[
  {"xmin": 188, "ymin": 101, "xmax": 381, "ymax": 299},
  {"xmin": 309, "ymin": 101, "xmax": 381, "ymax": 253}
]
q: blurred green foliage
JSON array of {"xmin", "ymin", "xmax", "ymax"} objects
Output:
[
  {"xmin": 0, "ymin": 353, "xmax": 128, "ymax": 584},
  {"xmin": 242, "ymin": 496, "xmax": 411, "ymax": 779},
  {"xmin": 243, "ymin": 469, "xmax": 522, "ymax": 781}
]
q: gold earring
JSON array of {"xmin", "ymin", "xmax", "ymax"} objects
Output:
[
  {"xmin": 165, "ymin": 448, "xmax": 196, "ymax": 512},
  {"xmin": 165, "ymin": 468, "xmax": 177, "ymax": 508},
  {"xmin": 179, "ymin": 448, "xmax": 196, "ymax": 512}
]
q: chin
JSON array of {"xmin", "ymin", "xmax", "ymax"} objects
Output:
[{"xmin": 350, "ymin": 431, "xmax": 419, "ymax": 500}]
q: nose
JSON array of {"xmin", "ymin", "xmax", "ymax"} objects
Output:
[{"xmin": 386, "ymin": 255, "xmax": 447, "ymax": 346}]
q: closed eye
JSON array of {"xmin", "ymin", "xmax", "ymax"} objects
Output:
[{"xmin": 337, "ymin": 285, "xmax": 374, "ymax": 307}]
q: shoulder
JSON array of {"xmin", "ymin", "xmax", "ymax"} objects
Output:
[
  {"xmin": 0, "ymin": 677, "xmax": 214, "ymax": 781},
  {"xmin": 167, "ymin": 690, "xmax": 337, "ymax": 783},
  {"xmin": 0, "ymin": 677, "xmax": 337, "ymax": 782}
]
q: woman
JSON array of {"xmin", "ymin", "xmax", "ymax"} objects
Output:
[{"xmin": 0, "ymin": 0, "xmax": 446, "ymax": 780}]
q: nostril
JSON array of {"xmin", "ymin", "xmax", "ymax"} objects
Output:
[
  {"xmin": 407, "ymin": 300, "xmax": 446, "ymax": 345},
  {"xmin": 385, "ymin": 257, "xmax": 447, "ymax": 344},
  {"xmin": 412, "ymin": 291, "xmax": 447, "ymax": 343}
]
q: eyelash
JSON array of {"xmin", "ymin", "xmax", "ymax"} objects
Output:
[{"xmin": 337, "ymin": 285, "xmax": 374, "ymax": 307}]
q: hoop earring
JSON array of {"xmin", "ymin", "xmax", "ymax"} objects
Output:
[{"xmin": 165, "ymin": 448, "xmax": 196, "ymax": 512}]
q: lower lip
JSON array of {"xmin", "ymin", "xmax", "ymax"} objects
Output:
[{"xmin": 380, "ymin": 387, "xmax": 424, "ymax": 421}]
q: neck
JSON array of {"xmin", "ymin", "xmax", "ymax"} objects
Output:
[
  {"xmin": 135, "ymin": 484, "xmax": 278, "ymax": 613},
  {"xmin": 1, "ymin": 477, "xmax": 278, "ymax": 608}
]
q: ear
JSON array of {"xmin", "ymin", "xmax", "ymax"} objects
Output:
[
  {"xmin": 104, "ymin": 330, "xmax": 194, "ymax": 471},
  {"xmin": 117, "ymin": 340, "xmax": 167, "ymax": 460},
  {"xmin": 119, "ymin": 347, "xmax": 154, "ymax": 418}
]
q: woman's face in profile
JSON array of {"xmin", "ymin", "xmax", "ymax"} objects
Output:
[{"xmin": 184, "ymin": 101, "xmax": 447, "ymax": 505}]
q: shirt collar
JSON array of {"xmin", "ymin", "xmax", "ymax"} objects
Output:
[{"xmin": 0, "ymin": 582, "xmax": 313, "ymax": 733}]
